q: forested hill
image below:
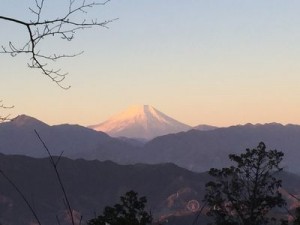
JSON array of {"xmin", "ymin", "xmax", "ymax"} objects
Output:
[{"xmin": 0, "ymin": 154, "xmax": 209, "ymax": 225}]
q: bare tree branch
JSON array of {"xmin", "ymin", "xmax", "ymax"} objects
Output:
[
  {"xmin": 34, "ymin": 129, "xmax": 77, "ymax": 225},
  {"xmin": 0, "ymin": 169, "xmax": 42, "ymax": 225},
  {"xmin": 0, "ymin": 100, "xmax": 14, "ymax": 123},
  {"xmin": 0, "ymin": 0, "xmax": 117, "ymax": 89},
  {"xmin": 288, "ymin": 191, "xmax": 300, "ymax": 202}
]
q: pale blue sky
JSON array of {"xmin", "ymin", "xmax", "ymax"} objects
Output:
[{"xmin": 1, "ymin": 0, "xmax": 300, "ymax": 126}]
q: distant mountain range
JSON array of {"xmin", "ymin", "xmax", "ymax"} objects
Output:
[
  {"xmin": 1, "ymin": 115, "xmax": 300, "ymax": 173},
  {"xmin": 89, "ymin": 105, "xmax": 192, "ymax": 139},
  {"xmin": 139, "ymin": 123, "xmax": 300, "ymax": 172},
  {"xmin": 0, "ymin": 154, "xmax": 210, "ymax": 225},
  {"xmin": 1, "ymin": 114, "xmax": 300, "ymax": 224},
  {"xmin": 193, "ymin": 124, "xmax": 218, "ymax": 131},
  {"xmin": 0, "ymin": 154, "xmax": 299, "ymax": 225}
]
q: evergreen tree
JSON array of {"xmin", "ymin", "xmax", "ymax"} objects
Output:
[
  {"xmin": 88, "ymin": 190, "xmax": 153, "ymax": 225},
  {"xmin": 205, "ymin": 142, "xmax": 287, "ymax": 225},
  {"xmin": 293, "ymin": 207, "xmax": 300, "ymax": 225}
]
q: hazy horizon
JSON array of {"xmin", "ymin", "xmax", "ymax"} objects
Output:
[
  {"xmin": 1, "ymin": 1, "xmax": 300, "ymax": 127},
  {"xmin": 9, "ymin": 106, "xmax": 300, "ymax": 129}
]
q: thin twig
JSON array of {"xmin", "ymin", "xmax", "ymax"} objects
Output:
[
  {"xmin": 288, "ymin": 192, "xmax": 300, "ymax": 202},
  {"xmin": 0, "ymin": 170, "xmax": 42, "ymax": 225},
  {"xmin": 0, "ymin": 100, "xmax": 14, "ymax": 122},
  {"xmin": 191, "ymin": 201, "xmax": 207, "ymax": 225},
  {"xmin": 56, "ymin": 215, "xmax": 62, "ymax": 225},
  {"xmin": 0, "ymin": 0, "xmax": 116, "ymax": 88},
  {"xmin": 34, "ymin": 129, "xmax": 76, "ymax": 225}
]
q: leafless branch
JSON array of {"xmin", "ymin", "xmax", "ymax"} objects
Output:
[
  {"xmin": 0, "ymin": 0, "xmax": 116, "ymax": 89},
  {"xmin": 0, "ymin": 169, "xmax": 42, "ymax": 225},
  {"xmin": 56, "ymin": 215, "xmax": 62, "ymax": 225},
  {"xmin": 0, "ymin": 125, "xmax": 83, "ymax": 225},
  {"xmin": 288, "ymin": 191, "xmax": 300, "ymax": 202},
  {"xmin": 0, "ymin": 100, "xmax": 14, "ymax": 123},
  {"xmin": 191, "ymin": 201, "xmax": 207, "ymax": 225},
  {"xmin": 34, "ymin": 129, "xmax": 77, "ymax": 225}
]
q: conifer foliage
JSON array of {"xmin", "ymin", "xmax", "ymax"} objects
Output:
[
  {"xmin": 88, "ymin": 190, "xmax": 153, "ymax": 225},
  {"xmin": 205, "ymin": 142, "xmax": 287, "ymax": 225},
  {"xmin": 293, "ymin": 207, "xmax": 300, "ymax": 225}
]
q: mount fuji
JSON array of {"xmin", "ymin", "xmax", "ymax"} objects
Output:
[{"xmin": 89, "ymin": 105, "xmax": 192, "ymax": 139}]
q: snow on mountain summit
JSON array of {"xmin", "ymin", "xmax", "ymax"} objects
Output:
[{"xmin": 89, "ymin": 105, "xmax": 192, "ymax": 139}]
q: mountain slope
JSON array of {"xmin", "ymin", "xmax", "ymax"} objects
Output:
[
  {"xmin": 89, "ymin": 105, "xmax": 192, "ymax": 139},
  {"xmin": 0, "ymin": 115, "xmax": 138, "ymax": 161},
  {"xmin": 0, "ymin": 154, "xmax": 209, "ymax": 225},
  {"xmin": 139, "ymin": 123, "xmax": 300, "ymax": 172},
  {"xmin": 3, "ymin": 116, "xmax": 300, "ymax": 174},
  {"xmin": 0, "ymin": 154, "xmax": 299, "ymax": 225}
]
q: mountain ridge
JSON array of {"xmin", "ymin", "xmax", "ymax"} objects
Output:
[
  {"xmin": 0, "ymin": 154, "xmax": 299, "ymax": 225},
  {"xmin": 140, "ymin": 122, "xmax": 300, "ymax": 172},
  {"xmin": 0, "ymin": 153, "xmax": 209, "ymax": 225},
  {"xmin": 0, "ymin": 114, "xmax": 138, "ymax": 161},
  {"xmin": 2, "ymin": 115, "xmax": 300, "ymax": 173}
]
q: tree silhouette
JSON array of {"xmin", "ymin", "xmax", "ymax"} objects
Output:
[
  {"xmin": 88, "ymin": 190, "xmax": 153, "ymax": 225},
  {"xmin": 204, "ymin": 142, "xmax": 287, "ymax": 225},
  {"xmin": 294, "ymin": 207, "xmax": 300, "ymax": 225},
  {"xmin": 0, "ymin": 0, "xmax": 115, "ymax": 88}
]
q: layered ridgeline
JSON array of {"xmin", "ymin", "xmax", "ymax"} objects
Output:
[
  {"xmin": 89, "ymin": 105, "xmax": 192, "ymax": 140},
  {"xmin": 2, "ymin": 114, "xmax": 300, "ymax": 173},
  {"xmin": 0, "ymin": 154, "xmax": 299, "ymax": 225},
  {"xmin": 0, "ymin": 154, "xmax": 210, "ymax": 225},
  {"xmin": 140, "ymin": 123, "xmax": 300, "ymax": 172}
]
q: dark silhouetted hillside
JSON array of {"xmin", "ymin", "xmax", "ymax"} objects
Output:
[
  {"xmin": 0, "ymin": 154, "xmax": 209, "ymax": 225},
  {"xmin": 141, "ymin": 123, "xmax": 300, "ymax": 172},
  {"xmin": 0, "ymin": 115, "xmax": 139, "ymax": 163}
]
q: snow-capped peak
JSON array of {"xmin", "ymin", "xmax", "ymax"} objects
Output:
[{"xmin": 89, "ymin": 105, "xmax": 191, "ymax": 140}]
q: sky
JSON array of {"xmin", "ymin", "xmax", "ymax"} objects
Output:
[{"xmin": 1, "ymin": 0, "xmax": 300, "ymax": 127}]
